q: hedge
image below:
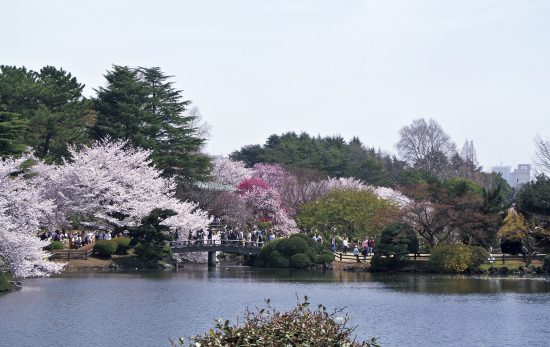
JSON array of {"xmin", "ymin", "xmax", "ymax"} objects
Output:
[
  {"xmin": 49, "ymin": 241, "xmax": 65, "ymax": 250},
  {"xmin": 113, "ymin": 237, "xmax": 132, "ymax": 254},
  {"xmin": 94, "ymin": 240, "xmax": 118, "ymax": 257}
]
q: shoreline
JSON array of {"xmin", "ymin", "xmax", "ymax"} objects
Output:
[{"xmin": 56, "ymin": 255, "xmax": 549, "ymax": 278}]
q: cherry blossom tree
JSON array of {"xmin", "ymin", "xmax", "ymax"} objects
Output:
[
  {"xmin": 34, "ymin": 139, "xmax": 211, "ymax": 234},
  {"xmin": 0, "ymin": 154, "xmax": 64, "ymax": 278},
  {"xmin": 252, "ymin": 163, "xmax": 289, "ymax": 190},
  {"xmin": 211, "ymin": 158, "xmax": 252, "ymax": 188}
]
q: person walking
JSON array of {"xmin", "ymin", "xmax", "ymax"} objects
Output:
[
  {"xmin": 342, "ymin": 238, "xmax": 349, "ymax": 254},
  {"xmin": 353, "ymin": 245, "xmax": 360, "ymax": 263}
]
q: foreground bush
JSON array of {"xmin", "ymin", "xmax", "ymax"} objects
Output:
[
  {"xmin": 174, "ymin": 297, "xmax": 378, "ymax": 347},
  {"xmin": 94, "ymin": 240, "xmax": 118, "ymax": 257},
  {"xmin": 430, "ymin": 244, "xmax": 487, "ymax": 273}
]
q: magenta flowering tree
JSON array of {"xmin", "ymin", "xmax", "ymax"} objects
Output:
[
  {"xmin": 237, "ymin": 176, "xmax": 298, "ymax": 233},
  {"xmin": 237, "ymin": 177, "xmax": 271, "ymax": 192},
  {"xmin": 0, "ymin": 154, "xmax": 64, "ymax": 278}
]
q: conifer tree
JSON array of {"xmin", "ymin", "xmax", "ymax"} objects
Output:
[
  {"xmin": 0, "ymin": 112, "xmax": 27, "ymax": 156},
  {"xmin": 91, "ymin": 66, "xmax": 209, "ymax": 183},
  {"xmin": 0, "ymin": 65, "xmax": 91, "ymax": 161}
]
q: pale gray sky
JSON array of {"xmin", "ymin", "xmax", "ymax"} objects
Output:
[{"xmin": 2, "ymin": 0, "xmax": 549, "ymax": 171}]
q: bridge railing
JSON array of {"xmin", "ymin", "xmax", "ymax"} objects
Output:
[{"xmin": 168, "ymin": 239, "xmax": 264, "ymax": 248}]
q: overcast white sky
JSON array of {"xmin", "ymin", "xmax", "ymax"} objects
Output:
[{"xmin": 2, "ymin": 0, "xmax": 549, "ymax": 170}]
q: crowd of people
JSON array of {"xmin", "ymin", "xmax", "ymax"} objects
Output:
[
  {"xmin": 330, "ymin": 236, "xmax": 376, "ymax": 261},
  {"xmin": 39, "ymin": 230, "xmax": 117, "ymax": 249},
  {"xmin": 183, "ymin": 225, "xmax": 283, "ymax": 247}
]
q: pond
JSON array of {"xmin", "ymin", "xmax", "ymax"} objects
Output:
[{"xmin": 1, "ymin": 265, "xmax": 549, "ymax": 346}]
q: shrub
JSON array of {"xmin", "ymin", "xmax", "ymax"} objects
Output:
[
  {"xmin": 315, "ymin": 250, "xmax": 335, "ymax": 264},
  {"xmin": 276, "ymin": 235, "xmax": 308, "ymax": 257},
  {"xmin": 290, "ymin": 253, "xmax": 311, "ymax": 268},
  {"xmin": 179, "ymin": 297, "xmax": 378, "ymax": 347},
  {"xmin": 0, "ymin": 272, "xmax": 13, "ymax": 293},
  {"xmin": 114, "ymin": 237, "xmax": 132, "ymax": 254},
  {"xmin": 430, "ymin": 244, "xmax": 476, "ymax": 273},
  {"xmin": 267, "ymin": 250, "xmax": 290, "ymax": 268},
  {"xmin": 49, "ymin": 241, "xmax": 65, "ymax": 250},
  {"xmin": 471, "ymin": 246, "xmax": 489, "ymax": 267},
  {"xmin": 260, "ymin": 238, "xmax": 282, "ymax": 258},
  {"xmin": 134, "ymin": 241, "xmax": 170, "ymax": 261},
  {"xmin": 94, "ymin": 240, "xmax": 118, "ymax": 257},
  {"xmin": 259, "ymin": 234, "xmax": 334, "ymax": 269}
]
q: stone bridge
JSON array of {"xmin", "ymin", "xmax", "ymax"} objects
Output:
[{"xmin": 169, "ymin": 240, "xmax": 262, "ymax": 266}]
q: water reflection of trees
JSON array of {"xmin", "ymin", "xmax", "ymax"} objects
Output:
[{"xmin": 369, "ymin": 274, "xmax": 550, "ymax": 295}]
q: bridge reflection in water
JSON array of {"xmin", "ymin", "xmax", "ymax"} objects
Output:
[{"xmin": 169, "ymin": 239, "xmax": 262, "ymax": 266}]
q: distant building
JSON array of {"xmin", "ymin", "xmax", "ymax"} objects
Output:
[{"xmin": 492, "ymin": 164, "xmax": 531, "ymax": 189}]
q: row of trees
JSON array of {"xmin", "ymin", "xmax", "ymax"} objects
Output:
[
  {"xmin": 0, "ymin": 65, "xmax": 209, "ymax": 183},
  {"xmin": 0, "ymin": 140, "xmax": 212, "ymax": 278},
  {"xmin": 228, "ymin": 119, "xmax": 550, "ymax": 263},
  {"xmin": 230, "ymin": 121, "xmax": 508, "ymax": 195}
]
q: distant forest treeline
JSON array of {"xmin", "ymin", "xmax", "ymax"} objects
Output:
[{"xmin": 230, "ymin": 129, "xmax": 508, "ymax": 193}]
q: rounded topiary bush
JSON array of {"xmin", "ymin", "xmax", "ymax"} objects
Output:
[
  {"xmin": 276, "ymin": 236, "xmax": 308, "ymax": 257},
  {"xmin": 49, "ymin": 241, "xmax": 65, "ymax": 250},
  {"xmin": 267, "ymin": 250, "xmax": 290, "ymax": 268},
  {"xmin": 114, "ymin": 237, "xmax": 132, "ymax": 254},
  {"xmin": 259, "ymin": 234, "xmax": 335, "ymax": 269},
  {"xmin": 290, "ymin": 253, "xmax": 311, "ymax": 268},
  {"xmin": 315, "ymin": 250, "xmax": 335, "ymax": 264},
  {"xmin": 94, "ymin": 240, "xmax": 118, "ymax": 257}
]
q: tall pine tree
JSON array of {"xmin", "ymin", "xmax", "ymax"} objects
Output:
[
  {"xmin": 0, "ymin": 65, "xmax": 91, "ymax": 161},
  {"xmin": 91, "ymin": 66, "xmax": 210, "ymax": 183},
  {"xmin": 0, "ymin": 112, "xmax": 27, "ymax": 156}
]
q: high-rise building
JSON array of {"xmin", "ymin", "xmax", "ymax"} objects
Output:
[
  {"xmin": 491, "ymin": 164, "xmax": 531, "ymax": 188},
  {"xmin": 491, "ymin": 166, "xmax": 511, "ymax": 184},
  {"xmin": 512, "ymin": 164, "xmax": 531, "ymax": 187}
]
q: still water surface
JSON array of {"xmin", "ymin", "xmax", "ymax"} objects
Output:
[{"xmin": 1, "ymin": 265, "xmax": 549, "ymax": 347}]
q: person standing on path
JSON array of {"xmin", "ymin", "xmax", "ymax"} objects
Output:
[
  {"xmin": 353, "ymin": 245, "xmax": 360, "ymax": 263},
  {"xmin": 342, "ymin": 238, "xmax": 349, "ymax": 254}
]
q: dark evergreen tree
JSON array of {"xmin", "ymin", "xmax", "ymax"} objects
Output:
[
  {"xmin": 230, "ymin": 131, "xmax": 406, "ymax": 187},
  {"xmin": 91, "ymin": 66, "xmax": 210, "ymax": 183},
  {"xmin": 0, "ymin": 112, "xmax": 27, "ymax": 156},
  {"xmin": 0, "ymin": 65, "xmax": 91, "ymax": 161},
  {"xmin": 30, "ymin": 66, "xmax": 92, "ymax": 160},
  {"xmin": 370, "ymin": 223, "xmax": 417, "ymax": 270},
  {"xmin": 129, "ymin": 208, "xmax": 177, "ymax": 261}
]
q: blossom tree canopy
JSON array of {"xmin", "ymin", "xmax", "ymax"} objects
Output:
[
  {"xmin": 237, "ymin": 177, "xmax": 271, "ymax": 193},
  {"xmin": 322, "ymin": 177, "xmax": 410, "ymax": 207},
  {"xmin": 34, "ymin": 139, "xmax": 211, "ymax": 233},
  {"xmin": 211, "ymin": 158, "xmax": 252, "ymax": 188},
  {"xmin": 0, "ymin": 154, "xmax": 64, "ymax": 278},
  {"xmin": 324, "ymin": 177, "xmax": 366, "ymax": 191},
  {"xmin": 252, "ymin": 163, "xmax": 289, "ymax": 190}
]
